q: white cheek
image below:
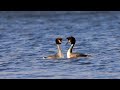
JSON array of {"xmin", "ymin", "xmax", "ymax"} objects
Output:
[{"xmin": 58, "ymin": 40, "xmax": 62, "ymax": 43}]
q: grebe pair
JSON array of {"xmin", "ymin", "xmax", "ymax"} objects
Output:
[{"xmin": 45, "ymin": 36, "xmax": 90, "ymax": 59}]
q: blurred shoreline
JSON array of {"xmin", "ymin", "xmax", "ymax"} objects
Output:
[{"xmin": 0, "ymin": 11, "xmax": 115, "ymax": 15}]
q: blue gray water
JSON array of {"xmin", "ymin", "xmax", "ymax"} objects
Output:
[{"xmin": 0, "ymin": 11, "xmax": 120, "ymax": 79}]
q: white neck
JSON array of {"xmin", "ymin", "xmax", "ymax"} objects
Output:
[
  {"xmin": 67, "ymin": 44, "xmax": 74, "ymax": 58},
  {"xmin": 57, "ymin": 44, "xmax": 64, "ymax": 58}
]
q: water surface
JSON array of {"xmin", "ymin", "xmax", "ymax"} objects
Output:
[{"xmin": 0, "ymin": 11, "xmax": 120, "ymax": 79}]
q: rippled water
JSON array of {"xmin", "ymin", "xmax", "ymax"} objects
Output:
[{"xmin": 0, "ymin": 11, "xmax": 120, "ymax": 79}]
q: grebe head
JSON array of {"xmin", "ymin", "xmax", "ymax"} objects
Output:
[
  {"xmin": 56, "ymin": 37, "xmax": 62, "ymax": 44},
  {"xmin": 66, "ymin": 36, "xmax": 76, "ymax": 44}
]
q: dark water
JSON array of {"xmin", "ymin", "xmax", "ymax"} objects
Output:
[{"xmin": 0, "ymin": 11, "xmax": 120, "ymax": 79}]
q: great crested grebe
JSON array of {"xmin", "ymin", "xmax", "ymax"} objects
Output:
[
  {"xmin": 45, "ymin": 37, "xmax": 64, "ymax": 59},
  {"xmin": 66, "ymin": 36, "xmax": 90, "ymax": 59}
]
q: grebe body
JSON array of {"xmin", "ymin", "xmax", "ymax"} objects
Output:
[
  {"xmin": 45, "ymin": 38, "xmax": 64, "ymax": 59},
  {"xmin": 66, "ymin": 36, "xmax": 90, "ymax": 59}
]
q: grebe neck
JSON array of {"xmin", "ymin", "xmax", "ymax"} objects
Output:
[
  {"xmin": 57, "ymin": 44, "xmax": 64, "ymax": 58},
  {"xmin": 67, "ymin": 44, "xmax": 74, "ymax": 58}
]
